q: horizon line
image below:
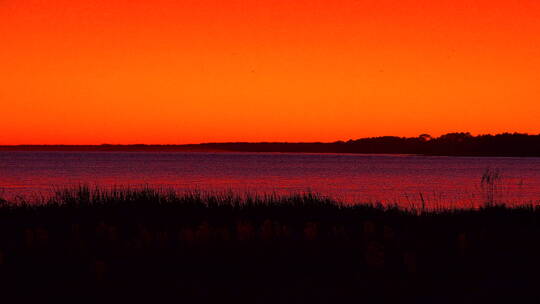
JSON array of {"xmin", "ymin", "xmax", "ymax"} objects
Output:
[{"xmin": 1, "ymin": 132, "xmax": 538, "ymax": 147}]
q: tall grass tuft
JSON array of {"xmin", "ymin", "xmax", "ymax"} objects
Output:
[{"xmin": 480, "ymin": 168, "xmax": 503, "ymax": 206}]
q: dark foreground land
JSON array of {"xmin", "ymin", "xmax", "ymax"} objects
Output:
[{"xmin": 1, "ymin": 188, "xmax": 540, "ymax": 303}]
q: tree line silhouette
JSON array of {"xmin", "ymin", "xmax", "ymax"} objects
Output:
[
  {"xmin": 2, "ymin": 132, "xmax": 540, "ymax": 156},
  {"xmin": 198, "ymin": 132, "xmax": 540, "ymax": 156}
]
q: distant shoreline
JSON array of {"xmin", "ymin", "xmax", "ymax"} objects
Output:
[
  {"xmin": 0, "ymin": 145, "xmax": 224, "ymax": 153},
  {"xmin": 1, "ymin": 132, "xmax": 540, "ymax": 157}
]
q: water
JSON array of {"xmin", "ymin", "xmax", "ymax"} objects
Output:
[{"xmin": 1, "ymin": 151, "xmax": 540, "ymax": 208}]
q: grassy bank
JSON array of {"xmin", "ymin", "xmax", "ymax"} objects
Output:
[{"xmin": 1, "ymin": 187, "xmax": 539, "ymax": 303}]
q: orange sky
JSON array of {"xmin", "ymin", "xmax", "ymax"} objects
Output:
[{"xmin": 1, "ymin": 0, "xmax": 539, "ymax": 144}]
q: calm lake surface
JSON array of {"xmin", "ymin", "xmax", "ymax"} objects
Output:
[{"xmin": 1, "ymin": 151, "xmax": 540, "ymax": 208}]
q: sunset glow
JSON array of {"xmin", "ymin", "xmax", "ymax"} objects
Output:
[{"xmin": 1, "ymin": 0, "xmax": 539, "ymax": 144}]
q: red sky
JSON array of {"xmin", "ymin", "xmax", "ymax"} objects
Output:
[{"xmin": 1, "ymin": 0, "xmax": 539, "ymax": 144}]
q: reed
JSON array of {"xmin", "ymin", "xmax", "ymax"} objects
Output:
[{"xmin": 1, "ymin": 186, "xmax": 539, "ymax": 303}]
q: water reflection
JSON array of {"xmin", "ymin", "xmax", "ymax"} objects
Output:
[{"xmin": 1, "ymin": 151, "xmax": 540, "ymax": 208}]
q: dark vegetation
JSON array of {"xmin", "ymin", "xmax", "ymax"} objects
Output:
[
  {"xmin": 198, "ymin": 132, "xmax": 540, "ymax": 156},
  {"xmin": 1, "ymin": 186, "xmax": 540, "ymax": 303},
  {"xmin": 2, "ymin": 132, "xmax": 540, "ymax": 156}
]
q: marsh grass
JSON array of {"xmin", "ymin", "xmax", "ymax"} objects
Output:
[
  {"xmin": 481, "ymin": 168, "xmax": 504, "ymax": 206},
  {"xmin": 1, "ymin": 186, "xmax": 540, "ymax": 303}
]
